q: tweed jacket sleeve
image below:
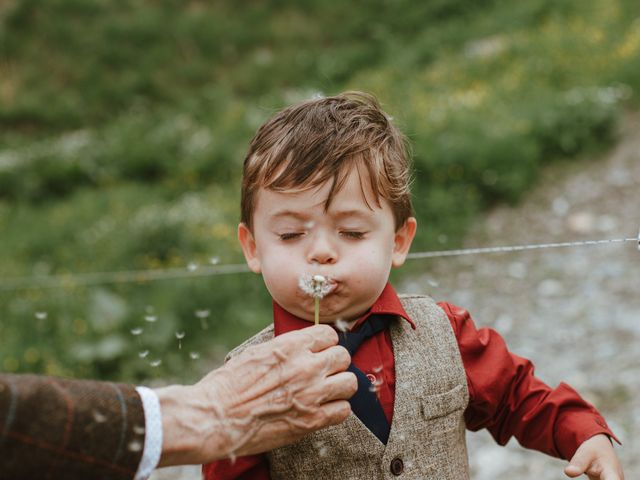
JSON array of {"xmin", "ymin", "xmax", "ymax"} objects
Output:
[{"xmin": 0, "ymin": 374, "xmax": 146, "ymax": 480}]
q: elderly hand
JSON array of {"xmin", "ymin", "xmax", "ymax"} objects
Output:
[
  {"xmin": 564, "ymin": 434, "xmax": 624, "ymax": 480},
  {"xmin": 157, "ymin": 324, "xmax": 356, "ymax": 466}
]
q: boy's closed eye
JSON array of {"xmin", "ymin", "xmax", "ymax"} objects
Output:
[
  {"xmin": 339, "ymin": 231, "xmax": 367, "ymax": 239},
  {"xmin": 277, "ymin": 231, "xmax": 369, "ymax": 241},
  {"xmin": 279, "ymin": 232, "xmax": 305, "ymax": 241}
]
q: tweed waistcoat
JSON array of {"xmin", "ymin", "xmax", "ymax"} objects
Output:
[{"xmin": 226, "ymin": 294, "xmax": 470, "ymax": 479}]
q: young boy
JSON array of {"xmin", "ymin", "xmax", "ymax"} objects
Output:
[{"xmin": 203, "ymin": 92, "xmax": 623, "ymax": 479}]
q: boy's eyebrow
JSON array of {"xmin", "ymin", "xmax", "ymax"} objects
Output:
[
  {"xmin": 268, "ymin": 210, "xmax": 310, "ymax": 221},
  {"xmin": 268, "ymin": 209, "xmax": 373, "ymax": 221},
  {"xmin": 331, "ymin": 209, "xmax": 374, "ymax": 220}
]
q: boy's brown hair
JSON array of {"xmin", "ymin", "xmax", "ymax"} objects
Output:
[{"xmin": 240, "ymin": 91, "xmax": 413, "ymax": 230}]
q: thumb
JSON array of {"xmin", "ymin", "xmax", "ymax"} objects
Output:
[{"xmin": 565, "ymin": 452, "xmax": 590, "ymax": 478}]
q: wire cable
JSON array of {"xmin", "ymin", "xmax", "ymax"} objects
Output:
[{"xmin": 1, "ymin": 235, "xmax": 638, "ymax": 291}]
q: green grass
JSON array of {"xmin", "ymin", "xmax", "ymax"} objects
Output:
[{"xmin": 1, "ymin": 0, "xmax": 639, "ymax": 382}]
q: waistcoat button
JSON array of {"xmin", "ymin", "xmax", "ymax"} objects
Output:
[{"xmin": 390, "ymin": 457, "xmax": 404, "ymax": 475}]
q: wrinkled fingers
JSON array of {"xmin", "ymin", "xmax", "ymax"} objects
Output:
[
  {"xmin": 318, "ymin": 371, "xmax": 357, "ymax": 403},
  {"xmin": 312, "ymin": 344, "xmax": 351, "ymax": 376}
]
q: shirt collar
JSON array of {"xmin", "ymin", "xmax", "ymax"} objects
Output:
[{"xmin": 273, "ymin": 282, "xmax": 416, "ymax": 336}]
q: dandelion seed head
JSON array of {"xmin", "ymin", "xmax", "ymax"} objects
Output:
[
  {"xmin": 144, "ymin": 315, "xmax": 157, "ymax": 323},
  {"xmin": 138, "ymin": 350, "xmax": 149, "ymax": 358},
  {"xmin": 175, "ymin": 331, "xmax": 185, "ymax": 339},
  {"xmin": 299, "ymin": 274, "xmax": 332, "ymax": 299},
  {"xmin": 149, "ymin": 359, "xmax": 162, "ymax": 368},
  {"xmin": 130, "ymin": 327, "xmax": 143, "ymax": 336},
  {"xmin": 189, "ymin": 352, "xmax": 200, "ymax": 360},
  {"xmin": 195, "ymin": 309, "xmax": 210, "ymax": 318},
  {"xmin": 35, "ymin": 312, "xmax": 47, "ymax": 320}
]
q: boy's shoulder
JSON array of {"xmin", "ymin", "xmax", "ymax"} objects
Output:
[
  {"xmin": 397, "ymin": 293, "xmax": 443, "ymax": 319},
  {"xmin": 225, "ymin": 323, "xmax": 274, "ymax": 363}
]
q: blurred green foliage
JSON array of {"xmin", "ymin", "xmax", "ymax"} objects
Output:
[{"xmin": 1, "ymin": 0, "xmax": 639, "ymax": 382}]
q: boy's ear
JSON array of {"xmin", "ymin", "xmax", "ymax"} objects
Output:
[
  {"xmin": 237, "ymin": 222, "xmax": 262, "ymax": 274},
  {"xmin": 392, "ymin": 217, "xmax": 417, "ymax": 268}
]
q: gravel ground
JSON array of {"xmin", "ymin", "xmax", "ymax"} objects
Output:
[{"xmin": 152, "ymin": 114, "xmax": 639, "ymax": 479}]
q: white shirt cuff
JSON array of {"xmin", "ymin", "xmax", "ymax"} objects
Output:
[{"xmin": 134, "ymin": 386, "xmax": 163, "ymax": 480}]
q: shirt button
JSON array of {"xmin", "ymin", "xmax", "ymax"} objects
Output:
[{"xmin": 390, "ymin": 457, "xmax": 404, "ymax": 476}]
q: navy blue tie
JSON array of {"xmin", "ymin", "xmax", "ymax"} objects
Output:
[{"xmin": 338, "ymin": 314, "xmax": 391, "ymax": 444}]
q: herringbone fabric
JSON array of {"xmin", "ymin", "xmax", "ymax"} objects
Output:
[
  {"xmin": 0, "ymin": 374, "xmax": 145, "ymax": 480},
  {"xmin": 226, "ymin": 294, "xmax": 470, "ymax": 479}
]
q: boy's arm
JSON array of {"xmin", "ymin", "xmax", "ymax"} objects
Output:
[{"xmin": 438, "ymin": 302, "xmax": 620, "ymax": 460}]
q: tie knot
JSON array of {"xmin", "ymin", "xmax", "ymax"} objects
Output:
[{"xmin": 337, "ymin": 314, "xmax": 391, "ymax": 356}]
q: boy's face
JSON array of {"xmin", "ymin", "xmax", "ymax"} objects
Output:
[{"xmin": 238, "ymin": 169, "xmax": 417, "ymax": 323}]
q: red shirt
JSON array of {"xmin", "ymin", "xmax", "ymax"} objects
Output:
[{"xmin": 203, "ymin": 283, "xmax": 617, "ymax": 480}]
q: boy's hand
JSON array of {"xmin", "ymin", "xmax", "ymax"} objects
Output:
[{"xmin": 564, "ymin": 434, "xmax": 624, "ymax": 479}]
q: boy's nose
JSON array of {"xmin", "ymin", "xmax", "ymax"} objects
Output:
[{"xmin": 307, "ymin": 233, "xmax": 337, "ymax": 265}]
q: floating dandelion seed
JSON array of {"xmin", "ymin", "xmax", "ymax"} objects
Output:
[
  {"xmin": 299, "ymin": 274, "xmax": 332, "ymax": 325},
  {"xmin": 149, "ymin": 359, "xmax": 162, "ymax": 368},
  {"xmin": 195, "ymin": 309, "xmax": 210, "ymax": 329},
  {"xmin": 373, "ymin": 365, "xmax": 383, "ymax": 373},
  {"xmin": 314, "ymin": 441, "xmax": 328, "ymax": 457},
  {"xmin": 138, "ymin": 350, "xmax": 149, "ymax": 358},
  {"xmin": 35, "ymin": 312, "xmax": 47, "ymax": 320},
  {"xmin": 187, "ymin": 262, "xmax": 198, "ymax": 272},
  {"xmin": 368, "ymin": 376, "xmax": 383, "ymax": 393},
  {"xmin": 334, "ymin": 318, "xmax": 349, "ymax": 332},
  {"xmin": 209, "ymin": 256, "xmax": 220, "ymax": 265},
  {"xmin": 128, "ymin": 440, "xmax": 142, "ymax": 452},
  {"xmin": 144, "ymin": 315, "xmax": 157, "ymax": 323},
  {"xmin": 175, "ymin": 331, "xmax": 185, "ymax": 349},
  {"xmin": 130, "ymin": 327, "xmax": 143, "ymax": 336},
  {"xmin": 189, "ymin": 352, "xmax": 200, "ymax": 360},
  {"xmin": 133, "ymin": 425, "xmax": 145, "ymax": 435},
  {"xmin": 92, "ymin": 410, "xmax": 107, "ymax": 423}
]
